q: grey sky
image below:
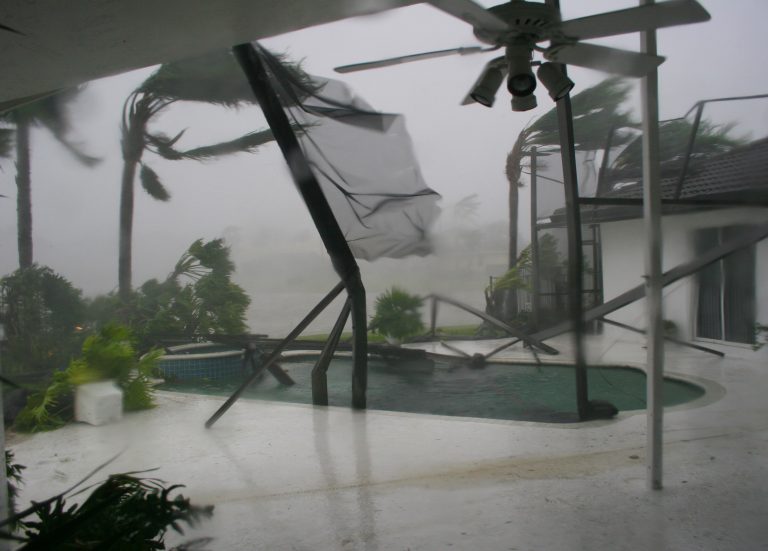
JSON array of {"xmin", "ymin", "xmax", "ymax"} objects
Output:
[{"xmin": 1, "ymin": 0, "xmax": 767, "ymax": 309}]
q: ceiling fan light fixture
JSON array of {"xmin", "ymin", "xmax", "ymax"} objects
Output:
[
  {"xmin": 505, "ymin": 44, "xmax": 536, "ymax": 97},
  {"xmin": 511, "ymin": 94, "xmax": 537, "ymax": 112},
  {"xmin": 537, "ymin": 62, "xmax": 574, "ymax": 101},
  {"xmin": 469, "ymin": 66, "xmax": 505, "ymax": 107},
  {"xmin": 507, "ymin": 72, "xmax": 536, "ymax": 97}
]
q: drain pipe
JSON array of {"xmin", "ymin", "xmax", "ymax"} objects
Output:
[
  {"xmin": 233, "ymin": 43, "xmax": 367, "ymax": 409},
  {"xmin": 640, "ymin": 1, "xmax": 665, "ymax": 490}
]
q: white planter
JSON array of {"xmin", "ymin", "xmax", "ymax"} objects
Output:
[
  {"xmin": 75, "ymin": 381, "xmax": 123, "ymax": 426},
  {"xmin": 384, "ymin": 335, "xmax": 402, "ymax": 346}
]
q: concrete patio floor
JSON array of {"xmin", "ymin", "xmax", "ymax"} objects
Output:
[{"xmin": 7, "ymin": 333, "xmax": 768, "ymax": 550}]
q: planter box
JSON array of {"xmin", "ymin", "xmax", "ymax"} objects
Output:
[{"xmin": 75, "ymin": 381, "xmax": 123, "ymax": 426}]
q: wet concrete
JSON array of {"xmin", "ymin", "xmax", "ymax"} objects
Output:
[{"xmin": 7, "ymin": 333, "xmax": 768, "ymax": 550}]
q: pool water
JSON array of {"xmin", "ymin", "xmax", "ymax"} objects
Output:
[{"xmin": 158, "ymin": 357, "xmax": 705, "ymax": 423}]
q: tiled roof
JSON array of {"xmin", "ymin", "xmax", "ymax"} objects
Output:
[
  {"xmin": 542, "ymin": 138, "xmax": 768, "ymax": 228},
  {"xmin": 604, "ymin": 137, "xmax": 768, "ymax": 200}
]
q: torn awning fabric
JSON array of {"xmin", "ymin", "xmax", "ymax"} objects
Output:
[{"xmin": 253, "ymin": 44, "xmax": 441, "ymax": 261}]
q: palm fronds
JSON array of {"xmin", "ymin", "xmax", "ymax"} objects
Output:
[
  {"xmin": 139, "ymin": 164, "xmax": 170, "ymax": 201},
  {"xmin": 175, "ymin": 128, "xmax": 275, "ymax": 160}
]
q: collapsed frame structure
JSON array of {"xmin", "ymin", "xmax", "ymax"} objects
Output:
[
  {"xmin": 206, "ymin": 44, "xmax": 370, "ymax": 427},
  {"xmin": 205, "ymin": 4, "xmax": 767, "ymax": 493}
]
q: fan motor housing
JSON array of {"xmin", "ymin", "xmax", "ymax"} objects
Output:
[{"xmin": 474, "ymin": 1, "xmax": 560, "ymax": 45}]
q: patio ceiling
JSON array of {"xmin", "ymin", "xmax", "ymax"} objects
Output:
[{"xmin": 0, "ymin": 0, "xmax": 417, "ymax": 105}]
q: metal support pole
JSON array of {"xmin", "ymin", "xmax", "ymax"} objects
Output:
[
  {"xmin": 596, "ymin": 125, "xmax": 616, "ymax": 197},
  {"xmin": 427, "ymin": 293, "xmax": 558, "ymax": 354},
  {"xmin": 312, "ymin": 298, "xmax": 352, "ymax": 406},
  {"xmin": 206, "ymin": 282, "xmax": 345, "ymax": 428},
  {"xmin": 0, "ymin": 324, "xmax": 8, "ymax": 543},
  {"xmin": 640, "ymin": 3, "xmax": 665, "ymax": 490},
  {"xmin": 530, "ymin": 147, "xmax": 541, "ymax": 332},
  {"xmin": 600, "ymin": 317, "xmax": 724, "ymax": 357},
  {"xmin": 232, "ymin": 43, "xmax": 367, "ymax": 410},
  {"xmin": 484, "ymin": 338, "xmax": 521, "ymax": 360},
  {"xmin": 557, "ymin": 94, "xmax": 590, "ymax": 419},
  {"xmin": 430, "ymin": 296, "xmax": 438, "ymax": 337},
  {"xmin": 673, "ymin": 102, "xmax": 704, "ymax": 200},
  {"xmin": 347, "ymin": 276, "xmax": 367, "ymax": 409},
  {"xmin": 543, "ymin": 0, "xmax": 590, "ymax": 419},
  {"xmin": 532, "ymin": 221, "xmax": 768, "ymax": 342}
]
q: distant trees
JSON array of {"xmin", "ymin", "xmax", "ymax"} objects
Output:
[
  {"xmin": 0, "ymin": 90, "xmax": 99, "ymax": 269},
  {"xmin": 89, "ymin": 238, "xmax": 250, "ymax": 351},
  {"xmin": 135, "ymin": 238, "xmax": 251, "ymax": 345},
  {"xmin": 0, "ymin": 265, "xmax": 86, "ymax": 375}
]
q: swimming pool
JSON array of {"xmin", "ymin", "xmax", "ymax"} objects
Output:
[
  {"xmin": 159, "ymin": 356, "xmax": 705, "ymax": 423},
  {"xmin": 155, "ymin": 343, "xmax": 244, "ymax": 380}
]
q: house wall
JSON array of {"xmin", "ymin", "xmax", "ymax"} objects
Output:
[{"xmin": 599, "ymin": 208, "xmax": 768, "ymax": 358}]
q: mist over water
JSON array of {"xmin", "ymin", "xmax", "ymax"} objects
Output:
[{"xmin": 232, "ymin": 215, "xmax": 509, "ymax": 336}]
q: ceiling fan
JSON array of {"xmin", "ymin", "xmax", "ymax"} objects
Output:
[{"xmin": 334, "ymin": 0, "xmax": 710, "ymax": 111}]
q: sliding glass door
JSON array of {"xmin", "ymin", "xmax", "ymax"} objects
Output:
[{"xmin": 695, "ymin": 226, "xmax": 756, "ymax": 344}]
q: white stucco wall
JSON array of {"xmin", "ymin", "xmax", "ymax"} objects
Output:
[{"xmin": 599, "ymin": 208, "xmax": 768, "ymax": 357}]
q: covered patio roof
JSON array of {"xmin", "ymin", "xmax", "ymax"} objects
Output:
[{"xmin": 0, "ymin": 0, "xmax": 417, "ymax": 106}]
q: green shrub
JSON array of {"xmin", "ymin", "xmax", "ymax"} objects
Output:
[
  {"xmin": 0, "ymin": 266, "xmax": 86, "ymax": 376},
  {"xmin": 12, "ymin": 371, "xmax": 72, "ymax": 432},
  {"xmin": 14, "ymin": 324, "xmax": 160, "ymax": 432},
  {"xmin": 86, "ymin": 238, "xmax": 250, "ymax": 351},
  {"xmin": 369, "ymin": 287, "xmax": 424, "ymax": 342}
]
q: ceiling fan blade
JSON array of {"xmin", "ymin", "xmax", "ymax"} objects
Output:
[
  {"xmin": 334, "ymin": 46, "xmax": 489, "ymax": 74},
  {"xmin": 546, "ymin": 43, "xmax": 664, "ymax": 78},
  {"xmin": 426, "ymin": 0, "xmax": 509, "ymax": 34},
  {"xmin": 558, "ymin": 0, "xmax": 710, "ymax": 41}
]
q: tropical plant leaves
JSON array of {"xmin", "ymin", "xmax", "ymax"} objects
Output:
[
  {"xmin": 610, "ymin": 118, "xmax": 746, "ymax": 177},
  {"xmin": 368, "ymin": 287, "xmax": 424, "ymax": 340},
  {"xmin": 144, "ymin": 130, "xmax": 187, "ymax": 161},
  {"xmin": 26, "ymin": 89, "xmax": 101, "ymax": 167},
  {"xmin": 177, "ymin": 128, "xmax": 275, "ymax": 160},
  {"xmin": 0, "ymin": 470, "xmax": 214, "ymax": 550},
  {"xmin": 139, "ymin": 50, "xmax": 254, "ymax": 107},
  {"xmin": 139, "ymin": 48, "xmax": 314, "ymax": 107},
  {"xmin": 139, "ymin": 164, "xmax": 170, "ymax": 201}
]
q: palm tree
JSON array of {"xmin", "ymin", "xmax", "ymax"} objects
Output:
[
  {"xmin": 607, "ymin": 117, "xmax": 746, "ymax": 181},
  {"xmin": 1, "ymin": 90, "xmax": 98, "ymax": 269},
  {"xmin": 117, "ymin": 50, "xmax": 311, "ymax": 300},
  {"xmin": 505, "ymin": 77, "xmax": 636, "ymax": 269}
]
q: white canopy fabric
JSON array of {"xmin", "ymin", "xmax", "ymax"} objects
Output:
[{"xmin": 257, "ymin": 46, "xmax": 441, "ymax": 261}]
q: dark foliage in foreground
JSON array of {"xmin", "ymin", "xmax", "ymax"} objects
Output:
[{"xmin": 0, "ymin": 471, "xmax": 213, "ymax": 550}]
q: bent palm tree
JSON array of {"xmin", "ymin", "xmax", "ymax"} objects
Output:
[
  {"xmin": 1, "ymin": 90, "xmax": 99, "ymax": 269},
  {"xmin": 117, "ymin": 50, "xmax": 311, "ymax": 300},
  {"xmin": 505, "ymin": 77, "xmax": 635, "ymax": 269},
  {"xmin": 608, "ymin": 117, "xmax": 746, "ymax": 180}
]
